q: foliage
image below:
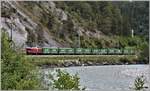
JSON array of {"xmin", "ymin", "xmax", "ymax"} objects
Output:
[
  {"xmin": 138, "ymin": 42, "xmax": 149, "ymax": 64},
  {"xmin": 54, "ymin": 1, "xmax": 148, "ymax": 37},
  {"xmin": 54, "ymin": 1, "xmax": 149, "ymax": 56},
  {"xmin": 1, "ymin": 31, "xmax": 42, "ymax": 90},
  {"xmin": 118, "ymin": 36, "xmax": 148, "ymax": 49},
  {"xmin": 14, "ymin": 1, "xmax": 148, "ymax": 51},
  {"xmin": 133, "ymin": 75, "xmax": 148, "ymax": 90},
  {"xmin": 117, "ymin": 36, "xmax": 149, "ymax": 63},
  {"xmin": 52, "ymin": 69, "xmax": 85, "ymax": 90}
]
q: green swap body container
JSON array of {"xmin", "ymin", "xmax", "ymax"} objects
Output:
[
  {"xmin": 43, "ymin": 48, "xmax": 58, "ymax": 54},
  {"xmin": 42, "ymin": 48, "xmax": 50, "ymax": 54},
  {"xmin": 108, "ymin": 48, "xmax": 123, "ymax": 55},
  {"xmin": 92, "ymin": 49, "xmax": 101, "ymax": 54},
  {"xmin": 75, "ymin": 48, "xmax": 83, "ymax": 54},
  {"xmin": 123, "ymin": 49, "xmax": 135, "ymax": 55},
  {"xmin": 58, "ymin": 48, "xmax": 75, "ymax": 54},
  {"xmin": 108, "ymin": 48, "xmax": 115, "ymax": 54},
  {"xmin": 100, "ymin": 49, "xmax": 108, "ymax": 55},
  {"xmin": 49, "ymin": 48, "xmax": 58, "ymax": 54},
  {"xmin": 124, "ymin": 49, "xmax": 135, "ymax": 55},
  {"xmin": 59, "ymin": 48, "xmax": 68, "ymax": 54},
  {"xmin": 66, "ymin": 48, "xmax": 75, "ymax": 54},
  {"xmin": 82, "ymin": 48, "xmax": 91, "ymax": 54},
  {"xmin": 114, "ymin": 49, "xmax": 122, "ymax": 55}
]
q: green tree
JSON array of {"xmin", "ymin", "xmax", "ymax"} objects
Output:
[{"xmin": 1, "ymin": 31, "xmax": 42, "ymax": 90}]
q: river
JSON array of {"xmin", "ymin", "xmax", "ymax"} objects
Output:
[{"xmin": 42, "ymin": 65, "xmax": 150, "ymax": 91}]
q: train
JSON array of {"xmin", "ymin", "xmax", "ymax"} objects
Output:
[{"xmin": 26, "ymin": 47, "xmax": 135, "ymax": 55}]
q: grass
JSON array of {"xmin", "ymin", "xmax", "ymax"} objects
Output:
[{"xmin": 26, "ymin": 55, "xmax": 138, "ymax": 66}]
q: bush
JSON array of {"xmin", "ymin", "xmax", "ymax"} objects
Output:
[
  {"xmin": 133, "ymin": 75, "xmax": 148, "ymax": 90},
  {"xmin": 1, "ymin": 32, "xmax": 42, "ymax": 90},
  {"xmin": 139, "ymin": 42, "xmax": 149, "ymax": 64},
  {"xmin": 52, "ymin": 69, "xmax": 85, "ymax": 90}
]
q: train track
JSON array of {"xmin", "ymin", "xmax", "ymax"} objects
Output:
[{"xmin": 26, "ymin": 55, "xmax": 137, "ymax": 58}]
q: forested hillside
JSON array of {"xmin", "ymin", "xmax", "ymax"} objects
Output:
[
  {"xmin": 55, "ymin": 1, "xmax": 149, "ymax": 38},
  {"xmin": 1, "ymin": 1, "xmax": 149, "ymax": 59},
  {"xmin": 1, "ymin": 1, "xmax": 149, "ymax": 90},
  {"xmin": 54, "ymin": 1, "xmax": 149, "ymax": 61}
]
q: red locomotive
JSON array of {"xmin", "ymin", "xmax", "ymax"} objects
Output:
[{"xmin": 26, "ymin": 47, "xmax": 42, "ymax": 55}]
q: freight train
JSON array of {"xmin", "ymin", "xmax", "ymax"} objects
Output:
[{"xmin": 26, "ymin": 47, "xmax": 135, "ymax": 55}]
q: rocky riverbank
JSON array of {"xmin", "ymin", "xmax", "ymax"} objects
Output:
[
  {"xmin": 39, "ymin": 59, "xmax": 147, "ymax": 69},
  {"xmin": 27, "ymin": 55, "xmax": 148, "ymax": 68}
]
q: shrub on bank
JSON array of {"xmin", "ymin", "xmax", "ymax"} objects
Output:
[
  {"xmin": 1, "ymin": 32, "xmax": 42, "ymax": 90},
  {"xmin": 131, "ymin": 75, "xmax": 149, "ymax": 91},
  {"xmin": 52, "ymin": 69, "xmax": 85, "ymax": 90}
]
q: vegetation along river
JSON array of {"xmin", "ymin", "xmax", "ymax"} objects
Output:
[{"xmin": 42, "ymin": 65, "xmax": 150, "ymax": 91}]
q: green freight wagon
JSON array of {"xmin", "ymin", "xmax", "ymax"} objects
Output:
[
  {"xmin": 58, "ymin": 48, "xmax": 74, "ymax": 54},
  {"xmin": 42, "ymin": 47, "xmax": 50, "ymax": 54},
  {"xmin": 82, "ymin": 48, "xmax": 91, "ymax": 54},
  {"xmin": 123, "ymin": 49, "xmax": 134, "ymax": 55},
  {"xmin": 40, "ymin": 47, "xmax": 134, "ymax": 55},
  {"xmin": 123, "ymin": 49, "xmax": 129, "ymax": 55},
  {"xmin": 108, "ymin": 48, "xmax": 115, "ymax": 54},
  {"xmin": 92, "ymin": 49, "xmax": 101, "ymax": 54},
  {"xmin": 67, "ymin": 48, "xmax": 75, "ymax": 54},
  {"xmin": 108, "ymin": 48, "xmax": 122, "ymax": 55},
  {"xmin": 50, "ymin": 48, "xmax": 58, "ymax": 54},
  {"xmin": 75, "ymin": 48, "xmax": 83, "ymax": 55},
  {"xmin": 114, "ymin": 49, "xmax": 122, "ymax": 55},
  {"xmin": 43, "ymin": 48, "xmax": 59, "ymax": 54},
  {"xmin": 43, "ymin": 48, "xmax": 58, "ymax": 54},
  {"xmin": 59, "ymin": 48, "xmax": 67, "ymax": 54},
  {"xmin": 100, "ymin": 49, "xmax": 108, "ymax": 55}
]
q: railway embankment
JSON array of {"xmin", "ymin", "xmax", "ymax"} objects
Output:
[{"xmin": 26, "ymin": 55, "xmax": 147, "ymax": 68}]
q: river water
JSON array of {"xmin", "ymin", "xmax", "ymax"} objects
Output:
[{"xmin": 42, "ymin": 65, "xmax": 150, "ymax": 91}]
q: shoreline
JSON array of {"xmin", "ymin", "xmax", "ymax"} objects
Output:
[
  {"xmin": 27, "ymin": 55, "xmax": 148, "ymax": 68},
  {"xmin": 40, "ymin": 63, "xmax": 149, "ymax": 69},
  {"xmin": 39, "ymin": 60, "xmax": 148, "ymax": 69}
]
